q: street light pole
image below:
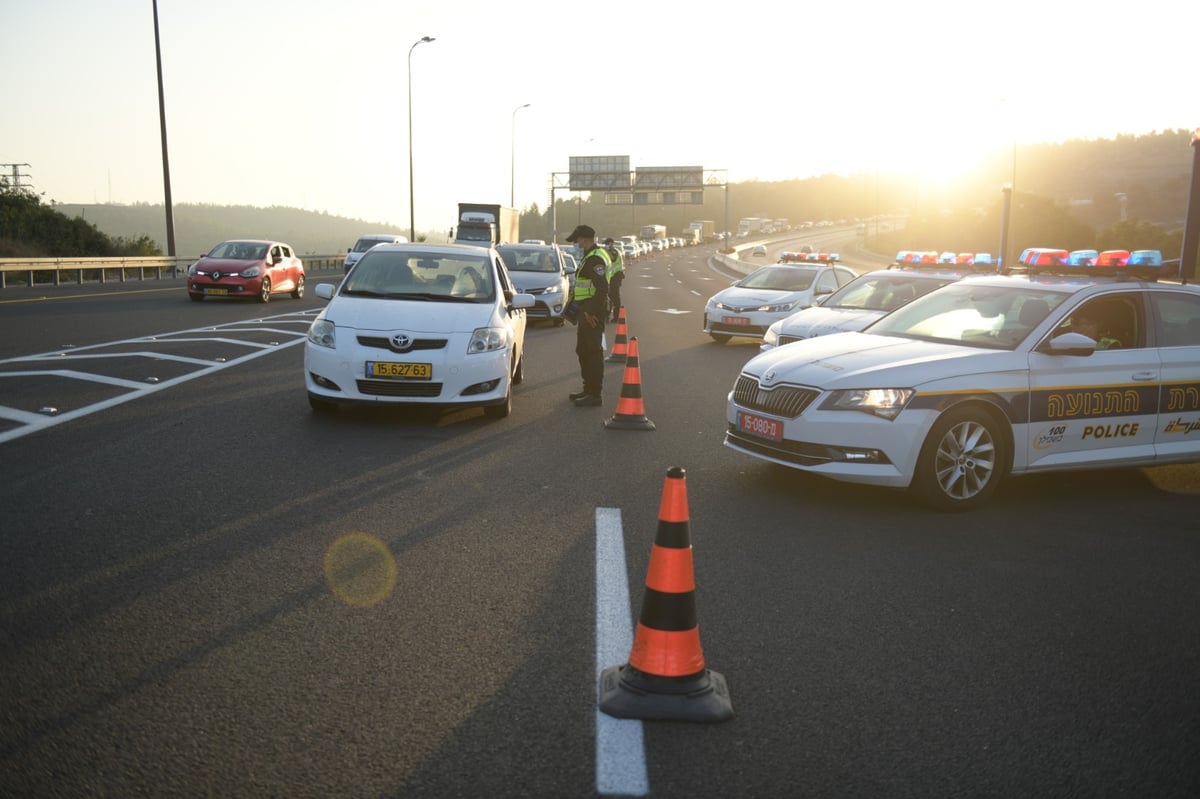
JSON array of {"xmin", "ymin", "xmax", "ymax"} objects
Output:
[
  {"xmin": 510, "ymin": 103, "xmax": 530, "ymax": 209},
  {"xmin": 408, "ymin": 36, "xmax": 435, "ymax": 242}
]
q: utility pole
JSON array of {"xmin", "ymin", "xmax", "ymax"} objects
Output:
[
  {"xmin": 1, "ymin": 163, "xmax": 33, "ymax": 191},
  {"xmin": 152, "ymin": 0, "xmax": 176, "ymax": 256}
]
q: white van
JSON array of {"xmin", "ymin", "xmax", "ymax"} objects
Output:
[{"xmin": 344, "ymin": 233, "xmax": 408, "ymax": 273}]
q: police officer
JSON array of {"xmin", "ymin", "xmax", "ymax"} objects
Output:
[
  {"xmin": 564, "ymin": 224, "xmax": 610, "ymax": 407},
  {"xmin": 604, "ymin": 237, "xmax": 625, "ymax": 322}
]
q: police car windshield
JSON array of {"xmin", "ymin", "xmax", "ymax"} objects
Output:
[
  {"xmin": 866, "ymin": 283, "xmax": 1067, "ymax": 350},
  {"xmin": 824, "ymin": 273, "xmax": 954, "ymax": 312},
  {"xmin": 739, "ymin": 266, "xmax": 819, "ymax": 292}
]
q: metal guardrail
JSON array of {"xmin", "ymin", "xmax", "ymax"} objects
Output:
[{"xmin": 0, "ymin": 254, "xmax": 347, "ymax": 289}]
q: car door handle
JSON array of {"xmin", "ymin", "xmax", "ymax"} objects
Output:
[{"xmin": 1131, "ymin": 371, "xmax": 1158, "ymax": 381}]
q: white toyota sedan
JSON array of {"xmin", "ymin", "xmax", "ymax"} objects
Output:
[
  {"xmin": 305, "ymin": 243, "xmax": 534, "ymax": 419},
  {"xmin": 725, "ymin": 259, "xmax": 1200, "ymax": 510},
  {"xmin": 704, "ymin": 263, "xmax": 857, "ymax": 344}
]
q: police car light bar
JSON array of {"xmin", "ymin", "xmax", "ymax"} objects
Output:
[{"xmin": 1021, "ymin": 247, "xmax": 1171, "ymax": 279}]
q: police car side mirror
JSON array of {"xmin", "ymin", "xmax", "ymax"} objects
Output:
[{"xmin": 1044, "ymin": 332, "xmax": 1097, "ymax": 356}]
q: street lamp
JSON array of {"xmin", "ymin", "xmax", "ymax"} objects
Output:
[
  {"xmin": 408, "ymin": 35, "xmax": 435, "ymax": 242},
  {"xmin": 510, "ymin": 103, "xmax": 530, "ymax": 209}
]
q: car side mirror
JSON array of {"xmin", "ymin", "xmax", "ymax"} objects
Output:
[{"xmin": 1043, "ymin": 332, "xmax": 1096, "ymax": 356}]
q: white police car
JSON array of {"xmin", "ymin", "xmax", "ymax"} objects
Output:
[
  {"xmin": 760, "ymin": 264, "xmax": 980, "ymax": 350},
  {"xmin": 704, "ymin": 261, "xmax": 857, "ymax": 344},
  {"xmin": 725, "ymin": 254, "xmax": 1200, "ymax": 510}
]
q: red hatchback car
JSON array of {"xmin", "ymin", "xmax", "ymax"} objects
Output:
[{"xmin": 187, "ymin": 239, "xmax": 305, "ymax": 302}]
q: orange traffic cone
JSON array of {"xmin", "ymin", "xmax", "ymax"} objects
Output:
[
  {"xmin": 604, "ymin": 336, "xmax": 655, "ymax": 431},
  {"xmin": 606, "ymin": 306, "xmax": 628, "ymax": 362},
  {"xmin": 598, "ymin": 466, "xmax": 733, "ymax": 722}
]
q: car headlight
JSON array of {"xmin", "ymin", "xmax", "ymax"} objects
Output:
[
  {"xmin": 240, "ymin": 265, "xmax": 261, "ymax": 278},
  {"xmin": 543, "ymin": 285, "xmax": 562, "ymax": 296},
  {"xmin": 468, "ymin": 326, "xmax": 506, "ymax": 353},
  {"xmin": 763, "ymin": 301, "xmax": 802, "ymax": 313},
  {"xmin": 187, "ymin": 263, "xmax": 199, "ymax": 276},
  {"xmin": 762, "ymin": 322, "xmax": 782, "ymax": 347},
  {"xmin": 307, "ymin": 318, "xmax": 336, "ymax": 349},
  {"xmin": 821, "ymin": 388, "xmax": 914, "ymax": 420}
]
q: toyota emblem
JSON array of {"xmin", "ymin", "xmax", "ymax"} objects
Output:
[{"xmin": 390, "ymin": 333, "xmax": 412, "ymax": 350}]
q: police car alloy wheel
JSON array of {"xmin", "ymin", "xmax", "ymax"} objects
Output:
[{"xmin": 911, "ymin": 406, "xmax": 1010, "ymax": 511}]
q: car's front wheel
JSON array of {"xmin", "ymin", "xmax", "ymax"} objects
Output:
[
  {"xmin": 258, "ymin": 278, "xmax": 272, "ymax": 303},
  {"xmin": 291, "ymin": 275, "xmax": 305, "ymax": 299},
  {"xmin": 188, "ymin": 292, "xmax": 203, "ymax": 302},
  {"xmin": 308, "ymin": 393, "xmax": 337, "ymax": 412},
  {"xmin": 484, "ymin": 385, "xmax": 512, "ymax": 419},
  {"xmin": 709, "ymin": 333, "xmax": 731, "ymax": 345},
  {"xmin": 911, "ymin": 406, "xmax": 1009, "ymax": 511}
]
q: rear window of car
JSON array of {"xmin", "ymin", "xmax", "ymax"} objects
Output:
[
  {"xmin": 497, "ymin": 246, "xmax": 560, "ymax": 273},
  {"xmin": 343, "ymin": 250, "xmax": 495, "ymax": 301}
]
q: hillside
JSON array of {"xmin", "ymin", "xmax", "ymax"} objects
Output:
[{"xmin": 50, "ymin": 203, "xmax": 408, "ymax": 258}]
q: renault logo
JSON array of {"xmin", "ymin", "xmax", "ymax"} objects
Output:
[
  {"xmin": 390, "ymin": 333, "xmax": 412, "ymax": 351},
  {"xmin": 211, "ymin": 271, "xmax": 222, "ymax": 280}
]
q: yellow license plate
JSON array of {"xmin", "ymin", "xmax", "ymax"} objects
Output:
[
  {"xmin": 206, "ymin": 288, "xmax": 229, "ymax": 296},
  {"xmin": 366, "ymin": 361, "xmax": 432, "ymax": 379}
]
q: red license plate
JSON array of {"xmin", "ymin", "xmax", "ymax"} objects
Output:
[
  {"xmin": 723, "ymin": 316, "xmax": 751, "ymax": 326},
  {"xmin": 738, "ymin": 411, "xmax": 783, "ymax": 441}
]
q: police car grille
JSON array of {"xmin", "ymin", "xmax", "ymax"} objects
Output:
[
  {"xmin": 732, "ymin": 375, "xmax": 818, "ymax": 418},
  {"xmin": 356, "ymin": 380, "xmax": 443, "ymax": 397},
  {"xmin": 357, "ymin": 336, "xmax": 448, "ymax": 353},
  {"xmin": 778, "ymin": 334, "xmax": 806, "ymax": 346}
]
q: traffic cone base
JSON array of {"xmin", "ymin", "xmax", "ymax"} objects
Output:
[
  {"xmin": 599, "ymin": 663, "xmax": 734, "ymax": 722},
  {"xmin": 605, "ymin": 336, "xmax": 655, "ymax": 431}
]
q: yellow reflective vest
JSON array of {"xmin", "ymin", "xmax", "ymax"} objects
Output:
[{"xmin": 574, "ymin": 246, "xmax": 611, "ymax": 301}]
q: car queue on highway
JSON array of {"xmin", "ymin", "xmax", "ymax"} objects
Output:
[{"xmin": 177, "ymin": 226, "xmax": 1200, "ymax": 512}]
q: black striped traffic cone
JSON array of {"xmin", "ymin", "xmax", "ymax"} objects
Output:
[
  {"xmin": 604, "ymin": 336, "xmax": 655, "ymax": 431},
  {"xmin": 598, "ymin": 466, "xmax": 733, "ymax": 722},
  {"xmin": 606, "ymin": 307, "xmax": 628, "ymax": 362}
]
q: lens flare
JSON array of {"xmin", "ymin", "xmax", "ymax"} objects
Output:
[{"xmin": 323, "ymin": 533, "xmax": 398, "ymax": 607}]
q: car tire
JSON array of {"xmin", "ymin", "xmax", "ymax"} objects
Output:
[
  {"xmin": 513, "ymin": 351, "xmax": 524, "ymax": 386},
  {"xmin": 188, "ymin": 293, "xmax": 203, "ymax": 302},
  {"xmin": 291, "ymin": 275, "xmax": 305, "ymax": 299},
  {"xmin": 308, "ymin": 393, "xmax": 337, "ymax": 412},
  {"xmin": 911, "ymin": 405, "xmax": 1009, "ymax": 511},
  {"xmin": 709, "ymin": 333, "xmax": 731, "ymax": 345},
  {"xmin": 258, "ymin": 278, "xmax": 272, "ymax": 303},
  {"xmin": 484, "ymin": 385, "xmax": 512, "ymax": 419}
]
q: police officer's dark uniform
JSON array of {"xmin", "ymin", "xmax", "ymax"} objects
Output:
[{"xmin": 565, "ymin": 224, "xmax": 610, "ymax": 406}]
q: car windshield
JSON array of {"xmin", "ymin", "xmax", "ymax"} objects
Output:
[
  {"xmin": 209, "ymin": 241, "xmax": 267, "ymax": 260},
  {"xmin": 867, "ymin": 283, "xmax": 1068, "ymax": 350},
  {"xmin": 826, "ymin": 274, "xmax": 956, "ymax": 312},
  {"xmin": 497, "ymin": 246, "xmax": 559, "ymax": 273},
  {"xmin": 738, "ymin": 266, "xmax": 818, "ymax": 292},
  {"xmin": 340, "ymin": 250, "xmax": 495, "ymax": 301},
  {"xmin": 352, "ymin": 238, "xmax": 391, "ymax": 253}
]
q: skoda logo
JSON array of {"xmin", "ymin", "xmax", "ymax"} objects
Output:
[
  {"xmin": 763, "ymin": 368, "xmax": 776, "ymax": 385},
  {"xmin": 390, "ymin": 333, "xmax": 412, "ymax": 351}
]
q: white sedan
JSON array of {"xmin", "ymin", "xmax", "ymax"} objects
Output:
[
  {"xmin": 305, "ymin": 243, "xmax": 534, "ymax": 419},
  {"xmin": 725, "ymin": 258, "xmax": 1200, "ymax": 509},
  {"xmin": 704, "ymin": 263, "xmax": 857, "ymax": 344}
]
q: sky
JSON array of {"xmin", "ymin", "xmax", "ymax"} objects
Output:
[{"xmin": 3, "ymin": 0, "xmax": 1196, "ymax": 239}]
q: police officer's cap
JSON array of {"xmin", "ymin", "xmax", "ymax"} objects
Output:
[{"xmin": 565, "ymin": 224, "xmax": 596, "ymax": 243}]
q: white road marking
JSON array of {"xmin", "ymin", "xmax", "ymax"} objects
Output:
[
  {"xmin": 0, "ymin": 310, "xmax": 316, "ymax": 444},
  {"xmin": 595, "ymin": 507, "xmax": 649, "ymax": 797}
]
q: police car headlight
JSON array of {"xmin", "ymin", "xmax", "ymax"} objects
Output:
[
  {"xmin": 822, "ymin": 388, "xmax": 914, "ymax": 420},
  {"xmin": 468, "ymin": 327, "xmax": 506, "ymax": 353}
]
